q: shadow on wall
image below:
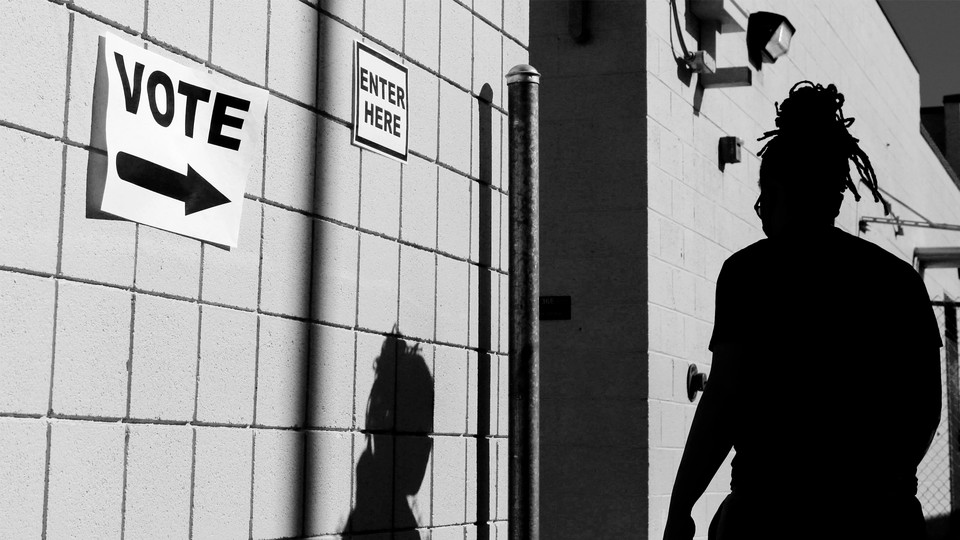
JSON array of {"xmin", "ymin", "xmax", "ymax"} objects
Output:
[{"xmin": 345, "ymin": 330, "xmax": 435, "ymax": 538}]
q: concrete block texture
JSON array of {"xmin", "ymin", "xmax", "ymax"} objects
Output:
[
  {"xmin": 52, "ymin": 281, "xmax": 131, "ymax": 418},
  {"xmin": 60, "ymin": 148, "xmax": 137, "ymax": 286},
  {"xmin": 46, "ymin": 420, "xmax": 125, "ymax": 539},
  {"xmin": 211, "ymin": 0, "xmax": 269, "ymax": 84},
  {"xmin": 308, "ymin": 324, "xmax": 355, "ymax": 429},
  {"xmin": 201, "ymin": 199, "xmax": 262, "ymax": 310},
  {"xmin": 408, "ymin": 64, "xmax": 440, "ymax": 158},
  {"xmin": 357, "ymin": 234, "xmax": 400, "ymax": 333},
  {"xmin": 0, "ymin": 419, "xmax": 46, "ymax": 539},
  {"xmin": 265, "ymin": 97, "xmax": 317, "ymax": 212},
  {"xmin": 268, "ymin": 0, "xmax": 319, "ymax": 106},
  {"xmin": 193, "ymin": 427, "xmax": 254, "ymax": 539},
  {"xmin": 0, "ymin": 129, "xmax": 63, "ymax": 274},
  {"xmin": 261, "ymin": 205, "xmax": 313, "ymax": 318},
  {"xmin": 197, "ymin": 306, "xmax": 258, "ymax": 424},
  {"xmin": 313, "ymin": 220, "xmax": 359, "ymax": 326},
  {"xmin": 135, "ymin": 225, "xmax": 202, "ymax": 299},
  {"xmin": 441, "ymin": 0, "xmax": 473, "ymax": 89},
  {"xmin": 436, "ymin": 255, "xmax": 469, "ymax": 346},
  {"xmin": 256, "ymin": 315, "xmax": 308, "ymax": 427},
  {"xmin": 437, "ymin": 168, "xmax": 471, "ymax": 259},
  {"xmin": 303, "ymin": 430, "xmax": 353, "ymax": 536},
  {"xmin": 504, "ymin": 0, "xmax": 529, "ymax": 45},
  {"xmin": 399, "ymin": 245, "xmax": 437, "ymax": 341},
  {"xmin": 147, "ymin": 0, "xmax": 210, "ymax": 57},
  {"xmin": 129, "ymin": 294, "xmax": 199, "ymax": 421},
  {"xmin": 318, "ymin": 17, "xmax": 360, "ymax": 121},
  {"xmin": 365, "ymin": 0, "xmax": 404, "ymax": 52},
  {"xmin": 405, "ymin": 0, "xmax": 441, "ymax": 71},
  {"xmin": 434, "ymin": 345, "xmax": 468, "ymax": 435},
  {"xmin": 355, "ymin": 331, "xmax": 396, "ymax": 431},
  {"xmin": 361, "ymin": 151, "xmax": 402, "ymax": 238},
  {"xmin": 0, "ymin": 272, "xmax": 55, "ymax": 414},
  {"xmin": 123, "ymin": 424, "xmax": 193, "ymax": 540},
  {"xmin": 433, "ymin": 436, "xmax": 466, "ymax": 526},
  {"xmin": 320, "ymin": 0, "xmax": 364, "ymax": 28},
  {"xmin": 401, "ymin": 155, "xmax": 439, "ymax": 249},
  {"xmin": 0, "ymin": 0, "xmax": 68, "ymax": 135},
  {"xmin": 474, "ymin": 20, "xmax": 504, "ymax": 106},
  {"xmin": 253, "ymin": 430, "xmax": 305, "ymax": 539},
  {"xmin": 317, "ymin": 116, "xmax": 361, "ymax": 226},
  {"xmin": 475, "ymin": 0, "xmax": 503, "ymax": 28},
  {"xmin": 73, "ymin": 0, "xmax": 145, "ymax": 32},
  {"xmin": 439, "ymin": 82, "xmax": 473, "ymax": 175}
]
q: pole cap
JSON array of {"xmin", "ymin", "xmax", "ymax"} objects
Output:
[{"xmin": 506, "ymin": 64, "xmax": 541, "ymax": 85}]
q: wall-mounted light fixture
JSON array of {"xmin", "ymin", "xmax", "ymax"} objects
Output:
[
  {"xmin": 747, "ymin": 11, "xmax": 796, "ymax": 68},
  {"xmin": 719, "ymin": 136, "xmax": 743, "ymax": 166}
]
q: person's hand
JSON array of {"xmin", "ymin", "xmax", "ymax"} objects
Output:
[{"xmin": 663, "ymin": 513, "xmax": 695, "ymax": 540}]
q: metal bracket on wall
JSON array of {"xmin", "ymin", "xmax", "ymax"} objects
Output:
[{"xmin": 859, "ymin": 216, "xmax": 960, "ymax": 237}]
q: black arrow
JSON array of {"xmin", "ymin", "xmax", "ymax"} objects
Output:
[{"xmin": 116, "ymin": 151, "xmax": 230, "ymax": 215}]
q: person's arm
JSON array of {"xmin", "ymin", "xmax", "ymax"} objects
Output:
[{"xmin": 663, "ymin": 348, "xmax": 736, "ymax": 540}]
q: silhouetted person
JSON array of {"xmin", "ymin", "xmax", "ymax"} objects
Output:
[
  {"xmin": 346, "ymin": 331, "xmax": 434, "ymax": 538},
  {"xmin": 664, "ymin": 82, "xmax": 942, "ymax": 540}
]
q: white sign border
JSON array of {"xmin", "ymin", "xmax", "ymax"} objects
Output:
[{"xmin": 351, "ymin": 40, "xmax": 409, "ymax": 163}]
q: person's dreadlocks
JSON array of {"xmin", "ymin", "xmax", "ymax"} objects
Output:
[{"xmin": 757, "ymin": 81, "xmax": 889, "ymax": 215}]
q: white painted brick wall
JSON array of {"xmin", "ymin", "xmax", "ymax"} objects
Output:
[
  {"xmin": 192, "ymin": 427, "xmax": 253, "ymax": 539},
  {"xmin": 360, "ymin": 151, "xmax": 402, "ymax": 238},
  {"xmin": 135, "ymin": 225, "xmax": 201, "ymax": 299},
  {"xmin": 201, "ymin": 198, "xmax": 262, "ymax": 310},
  {"xmin": 52, "ymin": 281, "xmax": 130, "ymax": 418},
  {"xmin": 252, "ymin": 430, "xmax": 304, "ymax": 539},
  {"xmin": 129, "ymin": 294, "xmax": 198, "ymax": 421},
  {"xmin": 308, "ymin": 324, "xmax": 356, "ymax": 429},
  {"xmin": 0, "ymin": 0, "xmax": 69, "ymax": 135},
  {"xmin": 256, "ymin": 315, "xmax": 308, "ymax": 428},
  {"xmin": 303, "ymin": 430, "xmax": 353, "ymax": 536},
  {"xmin": 0, "ymin": 273, "xmax": 55, "ymax": 414},
  {"xmin": 211, "ymin": 0, "xmax": 268, "ymax": 84},
  {"xmin": 0, "ymin": 1, "xmax": 521, "ymax": 538},
  {"xmin": 123, "ymin": 424, "xmax": 193, "ymax": 539},
  {"xmin": 268, "ymin": 0, "xmax": 318, "ymax": 106},
  {"xmin": 0, "ymin": 418, "xmax": 46, "ymax": 539},
  {"xmin": 197, "ymin": 306, "xmax": 257, "ymax": 424},
  {"xmin": 0, "ymin": 130, "xmax": 63, "ymax": 273},
  {"xmin": 265, "ymin": 96, "xmax": 317, "ymax": 212},
  {"xmin": 47, "ymin": 420, "xmax": 125, "ymax": 539}
]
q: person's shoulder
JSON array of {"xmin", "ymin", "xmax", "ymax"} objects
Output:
[
  {"xmin": 838, "ymin": 229, "xmax": 916, "ymax": 276},
  {"xmin": 724, "ymin": 238, "xmax": 772, "ymax": 270}
]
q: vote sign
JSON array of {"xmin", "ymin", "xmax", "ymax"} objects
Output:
[
  {"xmin": 100, "ymin": 34, "xmax": 268, "ymax": 247},
  {"xmin": 352, "ymin": 41, "xmax": 408, "ymax": 162}
]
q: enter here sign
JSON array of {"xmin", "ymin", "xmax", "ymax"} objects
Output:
[{"xmin": 352, "ymin": 41, "xmax": 408, "ymax": 162}]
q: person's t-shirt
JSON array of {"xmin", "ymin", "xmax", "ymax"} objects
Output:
[{"xmin": 708, "ymin": 226, "xmax": 942, "ymax": 499}]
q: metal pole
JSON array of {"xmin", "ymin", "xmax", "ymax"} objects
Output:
[{"xmin": 506, "ymin": 64, "xmax": 540, "ymax": 540}]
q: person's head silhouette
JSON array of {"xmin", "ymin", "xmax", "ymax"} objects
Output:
[{"xmin": 754, "ymin": 81, "xmax": 888, "ymax": 237}]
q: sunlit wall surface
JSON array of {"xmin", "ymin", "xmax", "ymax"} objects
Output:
[{"xmin": 0, "ymin": 0, "xmax": 527, "ymax": 538}]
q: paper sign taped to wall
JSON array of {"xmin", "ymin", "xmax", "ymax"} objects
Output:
[
  {"xmin": 352, "ymin": 40, "xmax": 408, "ymax": 162},
  {"xmin": 98, "ymin": 33, "xmax": 268, "ymax": 247}
]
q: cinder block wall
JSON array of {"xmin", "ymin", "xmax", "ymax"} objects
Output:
[
  {"xmin": 0, "ymin": 0, "xmax": 526, "ymax": 538},
  {"xmin": 646, "ymin": 1, "xmax": 960, "ymax": 539}
]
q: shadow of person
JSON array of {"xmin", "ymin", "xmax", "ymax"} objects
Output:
[{"xmin": 346, "ymin": 330, "xmax": 434, "ymax": 538}]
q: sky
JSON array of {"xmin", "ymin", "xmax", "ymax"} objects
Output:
[{"xmin": 878, "ymin": 0, "xmax": 960, "ymax": 107}]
